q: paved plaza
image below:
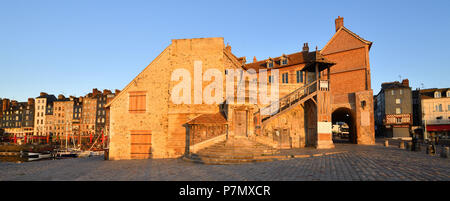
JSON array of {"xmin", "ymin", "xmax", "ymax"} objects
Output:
[{"xmin": 0, "ymin": 139, "xmax": 449, "ymax": 181}]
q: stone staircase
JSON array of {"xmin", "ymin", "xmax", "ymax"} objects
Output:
[
  {"xmin": 255, "ymin": 80, "xmax": 319, "ymax": 125},
  {"xmin": 183, "ymin": 138, "xmax": 290, "ymax": 165}
]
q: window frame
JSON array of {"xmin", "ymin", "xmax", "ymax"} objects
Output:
[
  {"xmin": 296, "ymin": 70, "xmax": 303, "ymax": 83},
  {"xmin": 282, "ymin": 73, "xmax": 289, "ymax": 84},
  {"xmin": 129, "ymin": 91, "xmax": 147, "ymax": 113}
]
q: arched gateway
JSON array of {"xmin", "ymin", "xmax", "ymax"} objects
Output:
[{"xmin": 332, "ymin": 107, "xmax": 357, "ymax": 144}]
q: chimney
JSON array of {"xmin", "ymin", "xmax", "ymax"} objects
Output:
[
  {"xmin": 237, "ymin": 57, "xmax": 246, "ymax": 64},
  {"xmin": 253, "ymin": 56, "xmax": 257, "ymax": 63},
  {"xmin": 115, "ymin": 89, "xmax": 121, "ymax": 94},
  {"xmin": 40, "ymin": 92, "xmax": 48, "ymax": 97},
  {"xmin": 28, "ymin": 98, "xmax": 35, "ymax": 105},
  {"xmin": 401, "ymin": 79, "xmax": 409, "ymax": 87},
  {"xmin": 92, "ymin": 88, "xmax": 100, "ymax": 96},
  {"xmin": 58, "ymin": 94, "xmax": 65, "ymax": 100},
  {"xmin": 2, "ymin": 99, "xmax": 10, "ymax": 111},
  {"xmin": 103, "ymin": 89, "xmax": 112, "ymax": 95},
  {"xmin": 225, "ymin": 43, "xmax": 231, "ymax": 52},
  {"xmin": 302, "ymin": 43, "xmax": 309, "ymax": 53},
  {"xmin": 335, "ymin": 16, "xmax": 344, "ymax": 32}
]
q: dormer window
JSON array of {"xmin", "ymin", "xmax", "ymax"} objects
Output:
[
  {"xmin": 281, "ymin": 56, "xmax": 288, "ymax": 65},
  {"xmin": 435, "ymin": 91, "xmax": 441, "ymax": 98},
  {"xmin": 266, "ymin": 58, "xmax": 274, "ymax": 68},
  {"xmin": 447, "ymin": 90, "xmax": 450, "ymax": 97}
]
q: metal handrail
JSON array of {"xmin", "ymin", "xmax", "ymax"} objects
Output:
[{"xmin": 255, "ymin": 80, "xmax": 318, "ymax": 118}]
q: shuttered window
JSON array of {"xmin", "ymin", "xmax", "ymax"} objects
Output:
[{"xmin": 129, "ymin": 91, "xmax": 146, "ymax": 113}]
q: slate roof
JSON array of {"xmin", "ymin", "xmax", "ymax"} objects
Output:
[
  {"xmin": 420, "ymin": 88, "xmax": 450, "ymax": 99},
  {"xmin": 243, "ymin": 50, "xmax": 335, "ymax": 73}
]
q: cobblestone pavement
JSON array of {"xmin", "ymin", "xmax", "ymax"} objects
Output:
[{"xmin": 0, "ymin": 140, "xmax": 449, "ymax": 181}]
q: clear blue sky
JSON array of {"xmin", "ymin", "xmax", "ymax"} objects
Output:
[{"xmin": 1, "ymin": 0, "xmax": 449, "ymax": 101}]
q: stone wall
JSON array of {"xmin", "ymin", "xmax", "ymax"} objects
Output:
[
  {"xmin": 109, "ymin": 38, "xmax": 240, "ymax": 160},
  {"xmin": 259, "ymin": 104, "xmax": 306, "ymax": 149},
  {"xmin": 109, "ymin": 45, "xmax": 172, "ymax": 160}
]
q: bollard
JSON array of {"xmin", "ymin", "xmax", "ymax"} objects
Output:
[
  {"xmin": 104, "ymin": 148, "xmax": 109, "ymax": 160},
  {"xmin": 399, "ymin": 140, "xmax": 405, "ymax": 149},
  {"xmin": 407, "ymin": 142, "xmax": 413, "ymax": 151},
  {"xmin": 384, "ymin": 139, "xmax": 389, "ymax": 147},
  {"xmin": 440, "ymin": 147, "xmax": 449, "ymax": 158},
  {"xmin": 426, "ymin": 145, "xmax": 435, "ymax": 155}
]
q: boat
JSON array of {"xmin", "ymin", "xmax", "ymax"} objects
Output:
[{"xmin": 27, "ymin": 153, "xmax": 52, "ymax": 161}]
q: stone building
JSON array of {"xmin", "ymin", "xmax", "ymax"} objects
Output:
[
  {"xmin": 106, "ymin": 16, "xmax": 375, "ymax": 160},
  {"xmin": 374, "ymin": 79, "xmax": 413, "ymax": 138}
]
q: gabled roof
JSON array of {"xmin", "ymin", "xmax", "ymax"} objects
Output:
[
  {"xmin": 105, "ymin": 45, "xmax": 171, "ymax": 108},
  {"xmin": 106, "ymin": 42, "xmax": 243, "ymax": 108},
  {"xmin": 321, "ymin": 26, "xmax": 373, "ymax": 54},
  {"xmin": 420, "ymin": 88, "xmax": 450, "ymax": 99}
]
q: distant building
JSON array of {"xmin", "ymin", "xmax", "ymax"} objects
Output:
[
  {"xmin": 22, "ymin": 98, "xmax": 35, "ymax": 139},
  {"xmin": 374, "ymin": 79, "xmax": 413, "ymax": 138},
  {"xmin": 34, "ymin": 92, "xmax": 57, "ymax": 138},
  {"xmin": 71, "ymin": 97, "xmax": 83, "ymax": 143},
  {"xmin": 81, "ymin": 93, "xmax": 97, "ymax": 140},
  {"xmin": 0, "ymin": 98, "xmax": 3, "ymax": 131},
  {"xmin": 419, "ymin": 88, "xmax": 450, "ymax": 139},
  {"xmin": 2, "ymin": 99, "xmax": 34, "ymax": 141},
  {"xmin": 53, "ymin": 95, "xmax": 74, "ymax": 142},
  {"xmin": 95, "ymin": 89, "xmax": 115, "ymax": 137}
]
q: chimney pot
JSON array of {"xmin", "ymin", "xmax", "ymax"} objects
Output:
[
  {"xmin": 225, "ymin": 44, "xmax": 231, "ymax": 52},
  {"xmin": 402, "ymin": 79, "xmax": 410, "ymax": 87},
  {"xmin": 335, "ymin": 16, "xmax": 344, "ymax": 32},
  {"xmin": 302, "ymin": 43, "xmax": 309, "ymax": 52}
]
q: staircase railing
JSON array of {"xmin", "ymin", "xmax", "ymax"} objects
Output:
[{"xmin": 255, "ymin": 80, "xmax": 319, "ymax": 123}]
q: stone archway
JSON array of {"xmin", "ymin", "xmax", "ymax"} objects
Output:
[{"xmin": 332, "ymin": 107, "xmax": 357, "ymax": 144}]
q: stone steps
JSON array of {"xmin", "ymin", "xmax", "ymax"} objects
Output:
[{"xmin": 184, "ymin": 138, "xmax": 287, "ymax": 165}]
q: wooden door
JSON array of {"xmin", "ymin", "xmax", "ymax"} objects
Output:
[
  {"xmin": 234, "ymin": 110, "xmax": 247, "ymax": 137},
  {"xmin": 130, "ymin": 130, "xmax": 152, "ymax": 159},
  {"xmin": 280, "ymin": 129, "xmax": 291, "ymax": 149}
]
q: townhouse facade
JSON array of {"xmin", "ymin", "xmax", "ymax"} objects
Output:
[
  {"xmin": 374, "ymin": 79, "xmax": 413, "ymax": 138},
  {"xmin": 34, "ymin": 93, "xmax": 57, "ymax": 138},
  {"xmin": 419, "ymin": 88, "xmax": 450, "ymax": 139}
]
